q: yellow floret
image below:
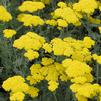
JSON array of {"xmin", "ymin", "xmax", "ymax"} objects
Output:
[
  {"xmin": 10, "ymin": 92, "xmax": 25, "ymax": 101},
  {"xmin": 57, "ymin": 2, "xmax": 67, "ymax": 8},
  {"xmin": 19, "ymin": 1, "xmax": 45, "ymax": 13},
  {"xmin": 73, "ymin": 0, "xmax": 98, "ymax": 14},
  {"xmin": 2, "ymin": 76, "xmax": 29, "ymax": 93},
  {"xmin": 48, "ymin": 81, "xmax": 59, "ymax": 92},
  {"xmin": 17, "ymin": 14, "xmax": 44, "ymax": 26},
  {"xmin": 43, "ymin": 43, "xmax": 52, "ymax": 53},
  {"xmin": 3, "ymin": 29, "xmax": 16, "ymax": 38},
  {"xmin": 24, "ymin": 50, "xmax": 39, "ymax": 60},
  {"xmin": 0, "ymin": 5, "xmax": 12, "ymax": 22},
  {"xmin": 27, "ymin": 86, "xmax": 39, "ymax": 98},
  {"xmin": 83, "ymin": 37, "xmax": 95, "ymax": 48},
  {"xmin": 41, "ymin": 57, "xmax": 54, "ymax": 66},
  {"xmin": 57, "ymin": 19, "xmax": 68, "ymax": 27},
  {"xmin": 45, "ymin": 19, "xmax": 57, "ymax": 26}
]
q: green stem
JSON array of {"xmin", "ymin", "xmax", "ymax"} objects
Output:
[
  {"xmin": 53, "ymin": 92, "xmax": 58, "ymax": 101},
  {"xmin": 16, "ymin": 25, "xmax": 23, "ymax": 31},
  {"xmin": 96, "ymin": 64, "xmax": 99, "ymax": 83},
  {"xmin": 72, "ymin": 93, "xmax": 77, "ymax": 101}
]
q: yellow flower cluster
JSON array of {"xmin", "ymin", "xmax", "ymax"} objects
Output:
[
  {"xmin": 13, "ymin": 32, "xmax": 45, "ymax": 60},
  {"xmin": 53, "ymin": 3, "xmax": 81, "ymax": 26},
  {"xmin": 2, "ymin": 76, "xmax": 29, "ymax": 92},
  {"xmin": 27, "ymin": 60, "xmax": 69, "ymax": 91},
  {"xmin": 2, "ymin": 35, "xmax": 101, "ymax": 100},
  {"xmin": 62, "ymin": 59, "xmax": 101, "ymax": 100},
  {"xmin": 48, "ymin": 81, "xmax": 59, "ymax": 92},
  {"xmin": 73, "ymin": 0, "xmax": 98, "ymax": 14},
  {"xmin": 62, "ymin": 59, "xmax": 93, "ymax": 83},
  {"xmin": 26, "ymin": 86, "xmax": 39, "ymax": 98},
  {"xmin": 42, "ymin": 43, "xmax": 52, "ymax": 53},
  {"xmin": 41, "ymin": 57, "xmax": 54, "ymax": 65},
  {"xmin": 17, "ymin": 14, "xmax": 44, "ymax": 26},
  {"xmin": 13, "ymin": 31, "xmax": 95, "ymax": 62},
  {"xmin": 13, "ymin": 32, "xmax": 45, "ymax": 50},
  {"xmin": 26, "ymin": 56, "xmax": 93, "ymax": 93},
  {"xmin": 89, "ymin": 17, "xmax": 101, "ymax": 25},
  {"xmin": 46, "ymin": 1, "xmax": 101, "ymax": 28},
  {"xmin": 2, "ymin": 0, "xmax": 101, "ymax": 101},
  {"xmin": 45, "ymin": 2, "xmax": 82, "ymax": 27},
  {"xmin": 3, "ymin": 29, "xmax": 16, "ymax": 38},
  {"xmin": 45, "ymin": 19, "xmax": 57, "ymax": 26},
  {"xmin": 10, "ymin": 92, "xmax": 25, "ymax": 101},
  {"xmin": 11, "ymin": 29, "xmax": 99, "ymax": 101},
  {"xmin": 92, "ymin": 54, "xmax": 101, "ymax": 64},
  {"xmin": 2, "ymin": 76, "xmax": 39, "ymax": 101},
  {"xmin": 2, "ymin": 76, "xmax": 28, "ymax": 101},
  {"xmin": 0, "ymin": 5, "xmax": 12, "ymax": 22},
  {"xmin": 45, "ymin": 19, "xmax": 69, "ymax": 28},
  {"xmin": 26, "ymin": 0, "xmax": 51, "ymax": 4},
  {"xmin": 70, "ymin": 83, "xmax": 101, "ymax": 101},
  {"xmin": 19, "ymin": 1, "xmax": 45, "ymax": 13},
  {"xmin": 51, "ymin": 37, "xmax": 95, "ymax": 62},
  {"xmin": 17, "ymin": 1, "xmax": 45, "ymax": 27},
  {"xmin": 24, "ymin": 49, "xmax": 39, "ymax": 60}
]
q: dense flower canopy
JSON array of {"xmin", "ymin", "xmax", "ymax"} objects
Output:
[{"xmin": 0, "ymin": 0, "xmax": 101, "ymax": 101}]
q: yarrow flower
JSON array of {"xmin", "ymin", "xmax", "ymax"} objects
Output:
[
  {"xmin": 48, "ymin": 81, "xmax": 59, "ymax": 92},
  {"xmin": 2, "ymin": 76, "xmax": 29, "ymax": 92},
  {"xmin": 10, "ymin": 92, "xmax": 25, "ymax": 101},
  {"xmin": 73, "ymin": 0, "xmax": 98, "ymax": 14},
  {"xmin": 1, "ymin": 0, "xmax": 101, "ymax": 101},
  {"xmin": 18, "ymin": 1, "xmax": 45, "ymax": 13},
  {"xmin": 3, "ymin": 29, "xmax": 16, "ymax": 38},
  {"xmin": 17, "ymin": 14, "xmax": 44, "ymax": 26},
  {"xmin": 0, "ymin": 5, "xmax": 12, "ymax": 22},
  {"xmin": 24, "ymin": 49, "xmax": 39, "ymax": 61},
  {"xmin": 13, "ymin": 32, "xmax": 45, "ymax": 50}
]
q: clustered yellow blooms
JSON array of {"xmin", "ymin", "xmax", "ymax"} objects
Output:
[
  {"xmin": 89, "ymin": 17, "xmax": 101, "ymax": 25},
  {"xmin": 13, "ymin": 31, "xmax": 95, "ymax": 62},
  {"xmin": 18, "ymin": 1, "xmax": 45, "ymax": 13},
  {"xmin": 51, "ymin": 36, "xmax": 94, "ymax": 62},
  {"xmin": 13, "ymin": 32, "xmax": 45, "ymax": 60},
  {"xmin": 0, "ymin": 5, "xmax": 12, "ymax": 22},
  {"xmin": 2, "ymin": 76, "xmax": 39, "ymax": 101},
  {"xmin": 26, "ymin": 0, "xmax": 51, "ymax": 4},
  {"xmin": 92, "ymin": 54, "xmax": 101, "ymax": 64},
  {"xmin": 73, "ymin": 0, "xmax": 98, "ymax": 14},
  {"xmin": 17, "ymin": 1, "xmax": 45, "ymax": 27},
  {"xmin": 27, "ymin": 86, "xmax": 39, "ymax": 98},
  {"xmin": 62, "ymin": 58, "xmax": 101, "ymax": 101},
  {"xmin": 13, "ymin": 32, "xmax": 45, "ymax": 50},
  {"xmin": 12, "ymin": 32, "xmax": 101, "ymax": 100},
  {"xmin": 26, "ymin": 60, "xmax": 68, "ymax": 91},
  {"xmin": 3, "ymin": 29, "xmax": 16, "ymax": 38},
  {"xmin": 2, "ymin": 0, "xmax": 101, "ymax": 101},
  {"xmin": 10, "ymin": 92, "xmax": 25, "ymax": 101},
  {"xmin": 46, "ymin": 2, "xmax": 82, "ymax": 27},
  {"xmin": 24, "ymin": 49, "xmax": 39, "ymax": 60},
  {"xmin": 42, "ymin": 43, "xmax": 52, "ymax": 53},
  {"xmin": 62, "ymin": 59, "xmax": 93, "ymax": 83},
  {"xmin": 17, "ymin": 14, "xmax": 44, "ymax": 27},
  {"xmin": 45, "ymin": 19, "xmax": 57, "ymax": 26},
  {"xmin": 70, "ymin": 83, "xmax": 101, "ymax": 101},
  {"xmin": 46, "ymin": 1, "xmax": 100, "ymax": 28}
]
